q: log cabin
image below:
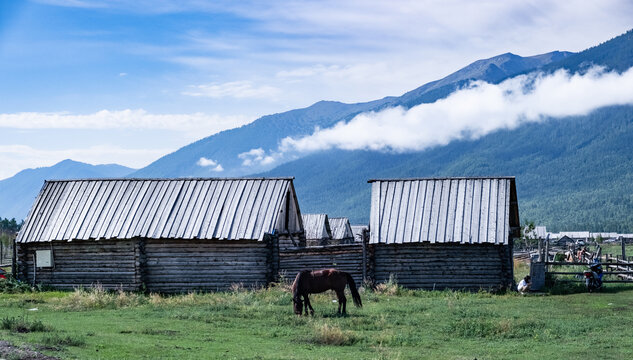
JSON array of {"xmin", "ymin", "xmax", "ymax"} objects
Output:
[
  {"xmin": 368, "ymin": 177, "xmax": 520, "ymax": 290},
  {"xmin": 15, "ymin": 178, "xmax": 304, "ymax": 292}
]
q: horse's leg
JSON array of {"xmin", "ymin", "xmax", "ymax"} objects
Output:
[
  {"xmin": 303, "ymin": 294, "xmax": 314, "ymax": 316},
  {"xmin": 302, "ymin": 294, "xmax": 309, "ymax": 315},
  {"xmin": 308, "ymin": 299, "xmax": 315, "ymax": 316},
  {"xmin": 336, "ymin": 289, "xmax": 346, "ymax": 315}
]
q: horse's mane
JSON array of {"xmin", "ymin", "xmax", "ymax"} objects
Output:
[{"xmin": 292, "ymin": 270, "xmax": 310, "ymax": 300}]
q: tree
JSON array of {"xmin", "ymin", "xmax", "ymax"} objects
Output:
[{"xmin": 520, "ymin": 220, "xmax": 539, "ymax": 250}]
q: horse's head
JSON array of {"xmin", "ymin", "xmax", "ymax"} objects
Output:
[{"xmin": 293, "ymin": 296, "xmax": 303, "ymax": 315}]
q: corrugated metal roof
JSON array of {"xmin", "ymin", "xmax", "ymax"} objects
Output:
[
  {"xmin": 369, "ymin": 177, "xmax": 519, "ymax": 245},
  {"xmin": 301, "ymin": 214, "xmax": 331, "ymax": 240},
  {"xmin": 17, "ymin": 178, "xmax": 298, "ymax": 243},
  {"xmin": 329, "ymin": 217, "xmax": 353, "ymax": 240}
]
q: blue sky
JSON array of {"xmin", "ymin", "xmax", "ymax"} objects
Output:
[{"xmin": 1, "ymin": 0, "xmax": 633, "ymax": 179}]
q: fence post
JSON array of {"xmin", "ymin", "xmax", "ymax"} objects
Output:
[
  {"xmin": 621, "ymin": 236, "xmax": 626, "ymax": 261},
  {"xmin": 530, "ymin": 256, "xmax": 545, "ymax": 291},
  {"xmin": 538, "ymin": 237, "xmax": 543, "ymax": 262},
  {"xmin": 361, "ymin": 229, "xmax": 367, "ymax": 283}
]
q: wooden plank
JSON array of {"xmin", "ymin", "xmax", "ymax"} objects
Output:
[
  {"xmin": 495, "ymin": 179, "xmax": 507, "ymax": 245},
  {"xmin": 437, "ymin": 179, "xmax": 452, "ymax": 243},
  {"xmin": 427, "ymin": 180, "xmax": 442, "ymax": 243},
  {"xmin": 404, "ymin": 181, "xmax": 420, "ymax": 244},
  {"xmin": 487, "ymin": 179, "xmax": 498, "ymax": 244},
  {"xmin": 478, "ymin": 179, "xmax": 490, "ymax": 244},
  {"xmin": 419, "ymin": 181, "xmax": 434, "ymax": 243},
  {"xmin": 394, "ymin": 180, "xmax": 410, "ymax": 244},
  {"xmin": 461, "ymin": 180, "xmax": 474, "ymax": 244},
  {"xmin": 470, "ymin": 180, "xmax": 483, "ymax": 244}
]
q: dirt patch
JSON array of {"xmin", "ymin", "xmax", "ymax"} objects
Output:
[{"xmin": 0, "ymin": 340, "xmax": 58, "ymax": 360}]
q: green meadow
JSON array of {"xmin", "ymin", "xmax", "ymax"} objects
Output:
[{"xmin": 1, "ymin": 277, "xmax": 633, "ymax": 360}]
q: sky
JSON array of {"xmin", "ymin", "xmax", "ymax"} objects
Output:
[{"xmin": 1, "ymin": 0, "xmax": 632, "ymax": 179}]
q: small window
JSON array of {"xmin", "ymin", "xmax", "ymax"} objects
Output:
[{"xmin": 36, "ymin": 250, "xmax": 52, "ymax": 268}]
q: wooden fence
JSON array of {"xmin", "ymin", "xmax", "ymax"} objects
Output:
[
  {"xmin": 279, "ymin": 228, "xmax": 514, "ymax": 291},
  {"xmin": 279, "ymin": 243, "xmax": 366, "ymax": 285},
  {"xmin": 0, "ymin": 239, "xmax": 13, "ymax": 266},
  {"xmin": 532, "ymin": 236, "xmax": 633, "ymax": 288}
]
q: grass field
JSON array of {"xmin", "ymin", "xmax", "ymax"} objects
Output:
[
  {"xmin": 599, "ymin": 243, "xmax": 633, "ymax": 258},
  {"xmin": 1, "ymin": 278, "xmax": 633, "ymax": 360}
]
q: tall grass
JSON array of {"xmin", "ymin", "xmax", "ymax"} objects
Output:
[
  {"xmin": 1, "ymin": 316, "xmax": 50, "ymax": 333},
  {"xmin": 309, "ymin": 323, "xmax": 357, "ymax": 346},
  {"xmin": 54, "ymin": 285, "xmax": 145, "ymax": 310},
  {"xmin": 40, "ymin": 333, "xmax": 86, "ymax": 347}
]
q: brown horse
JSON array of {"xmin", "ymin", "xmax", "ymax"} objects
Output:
[{"xmin": 292, "ymin": 269, "xmax": 362, "ymax": 315}]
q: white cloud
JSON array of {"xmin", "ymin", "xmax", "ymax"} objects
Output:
[
  {"xmin": 197, "ymin": 157, "xmax": 218, "ymax": 167},
  {"xmin": 247, "ymin": 66, "xmax": 633, "ymax": 163},
  {"xmin": 237, "ymin": 148, "xmax": 276, "ymax": 166},
  {"xmin": 183, "ymin": 81, "xmax": 281, "ymax": 99},
  {"xmin": 0, "ymin": 109, "xmax": 253, "ymax": 133},
  {"xmin": 32, "ymin": 0, "xmax": 633, "ymax": 113},
  {"xmin": 0, "ymin": 144, "xmax": 171, "ymax": 180},
  {"xmin": 197, "ymin": 157, "xmax": 224, "ymax": 172}
]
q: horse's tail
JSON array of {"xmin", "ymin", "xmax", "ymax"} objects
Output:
[{"xmin": 345, "ymin": 272, "xmax": 362, "ymax": 308}]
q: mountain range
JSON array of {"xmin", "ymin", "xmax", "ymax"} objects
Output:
[
  {"xmin": 2, "ymin": 29, "xmax": 633, "ymax": 232},
  {"xmin": 131, "ymin": 50, "xmax": 573, "ymax": 178},
  {"xmin": 0, "ymin": 160, "xmax": 134, "ymax": 221}
]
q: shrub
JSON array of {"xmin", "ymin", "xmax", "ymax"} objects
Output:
[
  {"xmin": 309, "ymin": 323, "xmax": 357, "ymax": 346},
  {"xmin": 374, "ymin": 274, "xmax": 401, "ymax": 295},
  {"xmin": 1, "ymin": 316, "xmax": 50, "ymax": 333},
  {"xmin": 0, "ymin": 277, "xmax": 36, "ymax": 294}
]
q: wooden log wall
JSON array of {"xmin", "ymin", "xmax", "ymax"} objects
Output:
[
  {"xmin": 16, "ymin": 240, "xmax": 140, "ymax": 291},
  {"xmin": 144, "ymin": 239, "xmax": 270, "ymax": 293},
  {"xmin": 278, "ymin": 233, "xmax": 305, "ymax": 250},
  {"xmin": 306, "ymin": 238, "xmax": 355, "ymax": 247},
  {"xmin": 279, "ymin": 244, "xmax": 365, "ymax": 285},
  {"xmin": 372, "ymin": 243, "xmax": 513, "ymax": 290}
]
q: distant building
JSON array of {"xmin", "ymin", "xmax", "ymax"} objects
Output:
[
  {"xmin": 351, "ymin": 225, "xmax": 368, "ymax": 243},
  {"xmin": 301, "ymin": 213, "xmax": 332, "ymax": 246},
  {"xmin": 328, "ymin": 217, "xmax": 354, "ymax": 244}
]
